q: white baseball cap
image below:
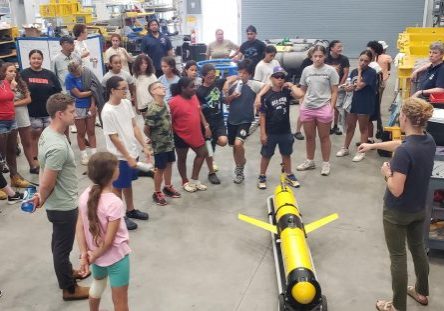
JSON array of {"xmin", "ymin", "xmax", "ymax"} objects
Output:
[{"xmin": 378, "ymin": 41, "xmax": 389, "ymax": 50}]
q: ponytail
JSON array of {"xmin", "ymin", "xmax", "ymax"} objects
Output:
[{"xmin": 87, "ymin": 184, "xmax": 103, "ymax": 246}]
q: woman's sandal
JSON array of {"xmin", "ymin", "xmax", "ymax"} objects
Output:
[
  {"xmin": 376, "ymin": 300, "xmax": 398, "ymax": 311},
  {"xmin": 407, "ymin": 285, "xmax": 428, "ymax": 306}
]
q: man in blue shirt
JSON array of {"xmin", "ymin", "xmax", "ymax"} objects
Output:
[{"xmin": 141, "ymin": 20, "xmax": 174, "ymax": 77}]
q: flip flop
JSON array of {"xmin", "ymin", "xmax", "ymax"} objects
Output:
[
  {"xmin": 376, "ymin": 300, "xmax": 398, "ymax": 311},
  {"xmin": 407, "ymin": 286, "xmax": 428, "ymax": 306}
]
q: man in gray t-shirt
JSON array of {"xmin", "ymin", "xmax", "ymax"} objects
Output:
[
  {"xmin": 37, "ymin": 93, "xmax": 89, "ymax": 301},
  {"xmin": 51, "ymin": 36, "xmax": 81, "ymax": 91},
  {"xmin": 300, "ymin": 64, "xmax": 339, "ymax": 109}
]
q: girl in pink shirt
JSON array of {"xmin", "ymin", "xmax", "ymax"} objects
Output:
[{"xmin": 76, "ymin": 151, "xmax": 131, "ymax": 311}]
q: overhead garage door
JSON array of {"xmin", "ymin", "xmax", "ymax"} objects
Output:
[{"xmin": 240, "ymin": 0, "xmax": 424, "ymax": 56}]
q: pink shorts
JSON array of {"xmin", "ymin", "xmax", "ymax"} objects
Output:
[{"xmin": 300, "ymin": 103, "xmax": 334, "ymax": 124}]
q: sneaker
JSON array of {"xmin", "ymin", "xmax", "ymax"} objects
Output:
[
  {"xmin": 285, "ymin": 174, "xmax": 300, "ymax": 188},
  {"xmin": 233, "ymin": 166, "xmax": 245, "ymax": 184},
  {"xmin": 293, "ymin": 132, "xmax": 305, "ymax": 140},
  {"xmin": 192, "ymin": 180, "xmax": 207, "ymax": 191},
  {"xmin": 208, "ymin": 172, "xmax": 221, "ymax": 184},
  {"xmin": 352, "ymin": 152, "xmax": 365, "ymax": 162},
  {"xmin": 183, "ymin": 182, "xmax": 197, "ymax": 193},
  {"xmin": 163, "ymin": 185, "xmax": 181, "ymax": 198},
  {"xmin": 257, "ymin": 175, "xmax": 267, "ymax": 189},
  {"xmin": 376, "ymin": 300, "xmax": 398, "ymax": 311},
  {"xmin": 7, "ymin": 191, "xmax": 23, "ymax": 205},
  {"xmin": 62, "ymin": 284, "xmax": 90, "ymax": 301},
  {"xmin": 153, "ymin": 192, "xmax": 167, "ymax": 206},
  {"xmin": 296, "ymin": 160, "xmax": 315, "ymax": 171},
  {"xmin": 126, "ymin": 209, "xmax": 149, "ymax": 220},
  {"xmin": 321, "ymin": 162, "xmax": 330, "ymax": 176},
  {"xmin": 334, "ymin": 127, "xmax": 342, "ymax": 135},
  {"xmin": 70, "ymin": 125, "xmax": 77, "ymax": 133},
  {"xmin": 124, "ymin": 216, "xmax": 138, "ymax": 230},
  {"xmin": 80, "ymin": 156, "xmax": 89, "ymax": 166},
  {"xmin": 336, "ymin": 147, "xmax": 350, "ymax": 157},
  {"xmin": 0, "ymin": 189, "xmax": 6, "ymax": 200},
  {"xmin": 10, "ymin": 175, "xmax": 31, "ymax": 188},
  {"xmin": 29, "ymin": 166, "xmax": 40, "ymax": 174},
  {"xmin": 329, "ymin": 125, "xmax": 337, "ymax": 135}
]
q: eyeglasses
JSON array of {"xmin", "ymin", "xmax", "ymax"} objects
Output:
[
  {"xmin": 273, "ymin": 75, "xmax": 286, "ymax": 80},
  {"xmin": 115, "ymin": 87, "xmax": 128, "ymax": 91}
]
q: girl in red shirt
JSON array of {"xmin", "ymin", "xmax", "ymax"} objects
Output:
[
  {"xmin": 169, "ymin": 77, "xmax": 210, "ymax": 192},
  {"xmin": 0, "ymin": 63, "xmax": 31, "ymax": 189}
]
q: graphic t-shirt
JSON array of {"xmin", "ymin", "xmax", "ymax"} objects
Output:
[
  {"xmin": 145, "ymin": 102, "xmax": 174, "ymax": 154},
  {"xmin": 79, "ymin": 189, "xmax": 131, "ymax": 266},
  {"xmin": 260, "ymin": 88, "xmax": 292, "ymax": 135},
  {"xmin": 300, "ymin": 64, "xmax": 339, "ymax": 109},
  {"xmin": 169, "ymin": 95, "xmax": 204, "ymax": 148},
  {"xmin": 239, "ymin": 39, "xmax": 266, "ymax": 69},
  {"xmin": 140, "ymin": 33, "xmax": 173, "ymax": 70},
  {"xmin": 196, "ymin": 78, "xmax": 226, "ymax": 121},
  {"xmin": 21, "ymin": 68, "xmax": 62, "ymax": 117}
]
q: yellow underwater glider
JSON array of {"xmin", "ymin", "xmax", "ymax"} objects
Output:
[{"xmin": 238, "ymin": 177, "xmax": 338, "ymax": 311}]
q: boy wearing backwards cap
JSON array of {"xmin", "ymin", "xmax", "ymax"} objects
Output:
[{"xmin": 257, "ymin": 66, "xmax": 304, "ymax": 189}]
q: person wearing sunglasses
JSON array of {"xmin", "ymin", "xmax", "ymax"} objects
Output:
[
  {"xmin": 257, "ymin": 66, "xmax": 303, "ymax": 189},
  {"xmin": 296, "ymin": 45, "xmax": 339, "ymax": 176}
]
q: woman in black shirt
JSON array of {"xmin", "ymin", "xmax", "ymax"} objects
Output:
[
  {"xmin": 20, "ymin": 50, "xmax": 62, "ymax": 162},
  {"xmin": 359, "ymin": 97, "xmax": 435, "ymax": 311}
]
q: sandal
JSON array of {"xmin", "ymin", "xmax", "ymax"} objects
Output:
[
  {"xmin": 376, "ymin": 300, "xmax": 398, "ymax": 311},
  {"xmin": 407, "ymin": 285, "xmax": 428, "ymax": 306}
]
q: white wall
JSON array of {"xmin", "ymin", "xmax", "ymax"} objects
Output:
[{"xmin": 201, "ymin": 0, "xmax": 239, "ymax": 46}]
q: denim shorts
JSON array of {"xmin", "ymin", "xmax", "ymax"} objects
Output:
[
  {"xmin": 261, "ymin": 133, "xmax": 294, "ymax": 158},
  {"xmin": 0, "ymin": 120, "xmax": 17, "ymax": 134},
  {"xmin": 75, "ymin": 108, "xmax": 90, "ymax": 120},
  {"xmin": 91, "ymin": 255, "xmax": 130, "ymax": 287},
  {"xmin": 30, "ymin": 116, "xmax": 51, "ymax": 130}
]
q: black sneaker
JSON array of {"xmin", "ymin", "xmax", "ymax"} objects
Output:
[
  {"xmin": 163, "ymin": 185, "xmax": 181, "ymax": 198},
  {"xmin": 126, "ymin": 209, "xmax": 149, "ymax": 220},
  {"xmin": 208, "ymin": 172, "xmax": 221, "ymax": 184},
  {"xmin": 329, "ymin": 126, "xmax": 336, "ymax": 135},
  {"xmin": 124, "ymin": 216, "xmax": 137, "ymax": 230},
  {"xmin": 334, "ymin": 127, "xmax": 343, "ymax": 135},
  {"xmin": 8, "ymin": 191, "xmax": 23, "ymax": 205},
  {"xmin": 293, "ymin": 132, "xmax": 305, "ymax": 140},
  {"xmin": 29, "ymin": 167, "xmax": 40, "ymax": 174}
]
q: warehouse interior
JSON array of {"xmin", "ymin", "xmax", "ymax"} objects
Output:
[{"xmin": 0, "ymin": 1, "xmax": 444, "ymax": 311}]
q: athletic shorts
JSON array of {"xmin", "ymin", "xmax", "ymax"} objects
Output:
[
  {"xmin": 208, "ymin": 117, "xmax": 227, "ymax": 141},
  {"xmin": 91, "ymin": 255, "xmax": 130, "ymax": 288},
  {"xmin": 113, "ymin": 160, "xmax": 138, "ymax": 189},
  {"xmin": 30, "ymin": 116, "xmax": 51, "ymax": 130},
  {"xmin": 154, "ymin": 150, "xmax": 176, "ymax": 170},
  {"xmin": 174, "ymin": 133, "xmax": 190, "ymax": 149},
  {"xmin": 299, "ymin": 104, "xmax": 333, "ymax": 124},
  {"xmin": 0, "ymin": 120, "xmax": 17, "ymax": 134},
  {"xmin": 261, "ymin": 133, "xmax": 294, "ymax": 158},
  {"xmin": 227, "ymin": 122, "xmax": 251, "ymax": 146},
  {"xmin": 15, "ymin": 106, "xmax": 31, "ymax": 128}
]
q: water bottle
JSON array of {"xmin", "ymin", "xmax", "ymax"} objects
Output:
[
  {"xmin": 21, "ymin": 186, "xmax": 37, "ymax": 213},
  {"xmin": 136, "ymin": 161, "xmax": 154, "ymax": 172},
  {"xmin": 346, "ymin": 77, "xmax": 351, "ymax": 85},
  {"xmin": 234, "ymin": 80, "xmax": 243, "ymax": 95}
]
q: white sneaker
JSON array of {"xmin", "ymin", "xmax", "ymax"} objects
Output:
[
  {"xmin": 336, "ymin": 147, "xmax": 349, "ymax": 157},
  {"xmin": 80, "ymin": 156, "xmax": 89, "ymax": 166},
  {"xmin": 183, "ymin": 182, "xmax": 197, "ymax": 193},
  {"xmin": 70, "ymin": 125, "xmax": 77, "ymax": 133},
  {"xmin": 296, "ymin": 160, "xmax": 316, "ymax": 171},
  {"xmin": 192, "ymin": 180, "xmax": 207, "ymax": 191},
  {"xmin": 321, "ymin": 162, "xmax": 330, "ymax": 176},
  {"xmin": 352, "ymin": 152, "xmax": 365, "ymax": 162}
]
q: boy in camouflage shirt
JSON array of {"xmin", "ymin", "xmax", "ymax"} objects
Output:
[{"xmin": 144, "ymin": 81, "xmax": 181, "ymax": 206}]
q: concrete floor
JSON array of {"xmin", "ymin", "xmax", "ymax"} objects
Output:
[{"xmin": 1, "ymin": 66, "xmax": 444, "ymax": 311}]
